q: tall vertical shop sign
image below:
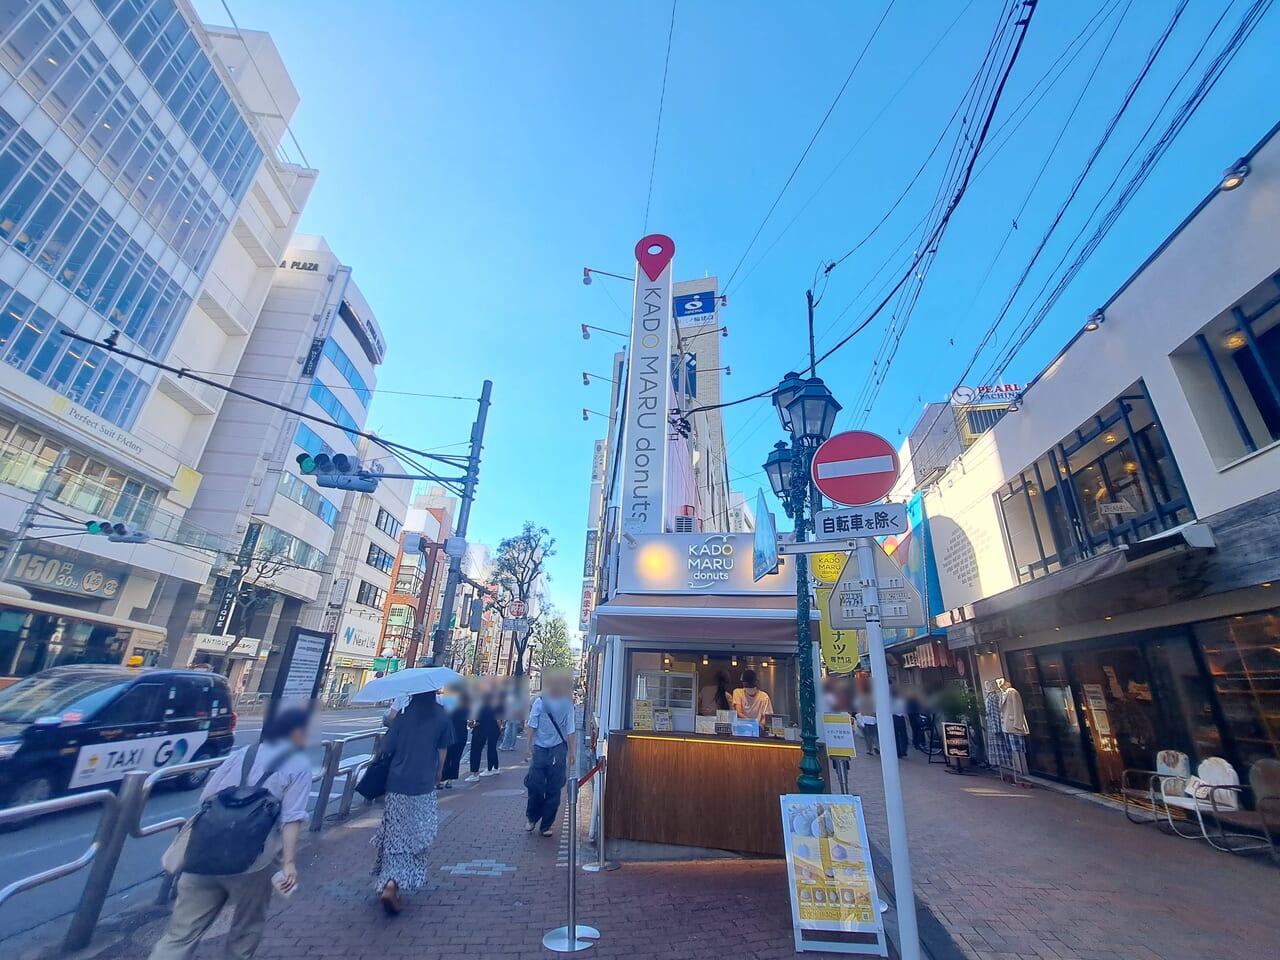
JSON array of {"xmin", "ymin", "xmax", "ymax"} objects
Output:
[{"xmin": 621, "ymin": 235, "xmax": 675, "ymax": 535}]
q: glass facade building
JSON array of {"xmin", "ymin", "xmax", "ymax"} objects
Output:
[{"xmin": 0, "ymin": 0, "xmax": 264, "ymax": 428}]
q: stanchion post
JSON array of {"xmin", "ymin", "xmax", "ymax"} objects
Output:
[
  {"xmin": 64, "ymin": 772, "xmax": 146, "ymax": 951},
  {"xmin": 582, "ymin": 760, "xmax": 618, "ymax": 873},
  {"xmin": 311, "ymin": 740, "xmax": 338, "ymax": 832},
  {"xmin": 542, "ymin": 777, "xmax": 600, "ymax": 952}
]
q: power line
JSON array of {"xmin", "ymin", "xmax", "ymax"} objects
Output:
[
  {"xmin": 185, "ymin": 368, "xmax": 475, "ymax": 402},
  {"xmin": 722, "ymin": 0, "xmax": 897, "ymax": 295},
  {"xmin": 643, "ymin": 0, "xmax": 678, "ymax": 234}
]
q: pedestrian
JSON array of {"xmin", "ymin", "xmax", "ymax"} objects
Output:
[
  {"xmin": 466, "ymin": 679, "xmax": 503, "ymax": 781},
  {"xmin": 439, "ymin": 687, "xmax": 470, "ymax": 788},
  {"xmin": 372, "ymin": 691, "xmax": 454, "ymax": 915},
  {"xmin": 891, "ymin": 688, "xmax": 910, "ymax": 759},
  {"xmin": 523, "ymin": 671, "xmax": 576, "ymax": 837},
  {"xmin": 148, "ymin": 706, "xmax": 311, "ymax": 960},
  {"xmin": 498, "ymin": 681, "xmax": 522, "ymax": 751},
  {"xmin": 855, "ymin": 689, "xmax": 880, "ymax": 757}
]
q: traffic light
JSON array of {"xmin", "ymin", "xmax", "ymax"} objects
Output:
[
  {"xmin": 295, "ymin": 451, "xmax": 376, "ymax": 492},
  {"xmin": 85, "ymin": 520, "xmax": 151, "ymax": 543}
]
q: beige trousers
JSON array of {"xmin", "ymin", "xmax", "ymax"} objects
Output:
[{"xmin": 147, "ymin": 867, "xmax": 274, "ymax": 960}]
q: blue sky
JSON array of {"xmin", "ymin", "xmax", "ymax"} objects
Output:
[{"xmin": 197, "ymin": 1, "xmax": 1278, "ymax": 625}]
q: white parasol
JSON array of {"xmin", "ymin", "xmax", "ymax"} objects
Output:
[{"xmin": 350, "ymin": 667, "xmax": 465, "ymax": 704}]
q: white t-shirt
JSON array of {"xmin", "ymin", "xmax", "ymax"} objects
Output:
[{"xmin": 732, "ymin": 687, "xmax": 773, "ymax": 722}]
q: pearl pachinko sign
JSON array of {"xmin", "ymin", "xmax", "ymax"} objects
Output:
[{"xmin": 621, "ymin": 234, "xmax": 675, "ymax": 534}]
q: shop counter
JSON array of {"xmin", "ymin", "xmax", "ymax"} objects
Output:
[{"xmin": 603, "ymin": 730, "xmax": 828, "ymax": 856}]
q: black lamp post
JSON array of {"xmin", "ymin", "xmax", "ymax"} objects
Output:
[{"xmin": 763, "ymin": 375, "xmax": 841, "ymax": 794}]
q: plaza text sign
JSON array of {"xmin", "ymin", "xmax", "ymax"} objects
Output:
[{"xmin": 621, "ymin": 234, "xmax": 675, "ymax": 535}]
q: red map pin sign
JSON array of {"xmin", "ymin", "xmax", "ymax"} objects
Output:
[{"xmin": 635, "ymin": 234, "xmax": 675, "ymax": 281}]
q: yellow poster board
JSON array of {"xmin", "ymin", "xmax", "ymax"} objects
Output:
[
  {"xmin": 780, "ymin": 794, "xmax": 886, "ymax": 955},
  {"xmin": 632, "ymin": 699, "xmax": 653, "ymax": 730},
  {"xmin": 817, "ymin": 586, "xmax": 859, "ymax": 674},
  {"xmin": 811, "ymin": 552, "xmax": 846, "ymax": 584}
]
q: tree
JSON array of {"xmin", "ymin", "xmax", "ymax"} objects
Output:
[
  {"xmin": 530, "ymin": 613, "xmax": 574, "ymax": 675},
  {"xmin": 485, "ymin": 522, "xmax": 555, "ymax": 678}
]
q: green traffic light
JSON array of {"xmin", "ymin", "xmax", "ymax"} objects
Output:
[
  {"xmin": 86, "ymin": 520, "xmax": 110, "ymax": 534},
  {"xmin": 296, "ymin": 452, "xmax": 316, "ymax": 474}
]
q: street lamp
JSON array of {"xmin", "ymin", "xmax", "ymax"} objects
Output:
[{"xmin": 763, "ymin": 374, "xmax": 841, "ymax": 794}]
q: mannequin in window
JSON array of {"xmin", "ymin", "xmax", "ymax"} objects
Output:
[
  {"xmin": 997, "ymin": 677, "xmax": 1030, "ymax": 777},
  {"xmin": 984, "ymin": 680, "xmax": 1011, "ymax": 771}
]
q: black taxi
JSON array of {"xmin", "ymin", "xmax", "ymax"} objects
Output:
[{"xmin": 0, "ymin": 665, "xmax": 237, "ymax": 808}]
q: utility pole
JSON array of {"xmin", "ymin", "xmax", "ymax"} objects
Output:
[
  {"xmin": 430, "ymin": 379, "xmax": 492, "ymax": 666},
  {"xmin": 0, "ymin": 449, "xmax": 70, "ymax": 585},
  {"xmin": 806, "ymin": 288, "xmax": 816, "ymax": 376}
]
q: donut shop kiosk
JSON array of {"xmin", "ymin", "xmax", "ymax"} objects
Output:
[{"xmin": 592, "ymin": 531, "xmax": 827, "ymax": 856}]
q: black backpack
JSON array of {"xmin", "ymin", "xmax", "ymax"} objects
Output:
[{"xmin": 183, "ymin": 744, "xmax": 296, "ymax": 876}]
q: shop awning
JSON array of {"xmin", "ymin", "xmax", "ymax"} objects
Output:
[{"xmin": 594, "ymin": 593, "xmax": 818, "ymax": 642}]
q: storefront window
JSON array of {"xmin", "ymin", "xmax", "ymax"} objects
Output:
[
  {"xmin": 624, "ymin": 650, "xmax": 798, "ymax": 733},
  {"xmin": 995, "ymin": 381, "xmax": 1192, "ymax": 582},
  {"xmin": 1194, "ymin": 610, "xmax": 1280, "ymax": 768}
]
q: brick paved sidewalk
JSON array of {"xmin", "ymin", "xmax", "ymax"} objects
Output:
[
  {"xmin": 73, "ymin": 742, "xmax": 1278, "ymax": 960},
  {"xmin": 87, "ymin": 752, "xmax": 864, "ymax": 960},
  {"xmin": 849, "ymin": 750, "xmax": 1278, "ymax": 960}
]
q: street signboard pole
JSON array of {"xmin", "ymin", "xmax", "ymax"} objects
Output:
[{"xmin": 857, "ymin": 535, "xmax": 920, "ymax": 960}]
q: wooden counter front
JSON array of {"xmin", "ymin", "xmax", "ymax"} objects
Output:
[{"xmin": 604, "ymin": 730, "xmax": 827, "ymax": 856}]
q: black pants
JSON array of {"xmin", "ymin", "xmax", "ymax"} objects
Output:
[
  {"xmin": 908, "ymin": 712, "xmax": 925, "ymax": 751},
  {"xmin": 525, "ymin": 744, "xmax": 568, "ymax": 830},
  {"xmin": 893, "ymin": 715, "xmax": 909, "ymax": 759},
  {"xmin": 442, "ymin": 738, "xmax": 467, "ymax": 781},
  {"xmin": 470, "ymin": 724, "xmax": 500, "ymax": 773}
]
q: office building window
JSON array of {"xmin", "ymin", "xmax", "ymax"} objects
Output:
[
  {"xmin": 1171, "ymin": 276, "xmax": 1280, "ymax": 465},
  {"xmin": 366, "ymin": 543, "xmax": 395, "ymax": 574},
  {"xmin": 257, "ymin": 524, "xmax": 325, "ymax": 572},
  {"xmin": 92, "ymin": 0, "xmax": 264, "ymax": 200},
  {"xmin": 356, "ymin": 580, "xmax": 385, "ymax": 610},
  {"xmin": 309, "ymin": 381, "xmax": 360, "ymax": 435},
  {"xmin": 322, "ymin": 339, "xmax": 372, "ymax": 409},
  {"xmin": 994, "ymin": 380, "xmax": 1192, "ymax": 583},
  {"xmin": 278, "ymin": 471, "xmax": 339, "ymax": 526},
  {"xmin": 294, "ymin": 422, "xmax": 333, "ymax": 458},
  {"xmin": 375, "ymin": 508, "xmax": 402, "ymax": 540}
]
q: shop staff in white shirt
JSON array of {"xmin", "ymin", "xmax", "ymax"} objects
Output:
[{"xmin": 732, "ymin": 670, "xmax": 774, "ymax": 728}]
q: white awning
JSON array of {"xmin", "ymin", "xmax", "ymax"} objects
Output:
[{"xmin": 595, "ymin": 593, "xmax": 819, "ymax": 643}]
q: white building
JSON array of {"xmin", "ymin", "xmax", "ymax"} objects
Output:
[
  {"xmin": 0, "ymin": 1, "xmax": 314, "ymax": 682},
  {"xmin": 174, "ymin": 234, "xmax": 390, "ymax": 683},
  {"xmin": 905, "ymin": 123, "xmax": 1280, "ymax": 792}
]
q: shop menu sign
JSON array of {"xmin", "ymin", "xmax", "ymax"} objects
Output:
[
  {"xmin": 942, "ymin": 722, "xmax": 970, "ymax": 760},
  {"xmin": 617, "ymin": 533, "xmax": 792, "ymax": 595},
  {"xmin": 780, "ymin": 794, "xmax": 886, "ymax": 955}
]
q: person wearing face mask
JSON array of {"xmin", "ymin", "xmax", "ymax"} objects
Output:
[
  {"xmin": 437, "ymin": 687, "xmax": 470, "ymax": 789},
  {"xmin": 732, "ymin": 669, "xmax": 773, "ymax": 730}
]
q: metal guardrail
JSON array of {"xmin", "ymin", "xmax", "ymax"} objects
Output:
[
  {"xmin": 0, "ymin": 728, "xmax": 387, "ymax": 952},
  {"xmin": 0, "ymin": 790, "xmax": 119, "ymax": 909}
]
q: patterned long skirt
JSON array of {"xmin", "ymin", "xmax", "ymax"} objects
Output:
[{"xmin": 371, "ymin": 791, "xmax": 439, "ymax": 892}]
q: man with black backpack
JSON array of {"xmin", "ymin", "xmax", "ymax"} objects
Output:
[{"xmin": 149, "ymin": 707, "xmax": 312, "ymax": 959}]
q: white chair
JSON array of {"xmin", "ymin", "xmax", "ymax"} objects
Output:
[
  {"xmin": 1122, "ymin": 749, "xmax": 1190, "ymax": 824},
  {"xmin": 1159, "ymin": 757, "xmax": 1268, "ymax": 853}
]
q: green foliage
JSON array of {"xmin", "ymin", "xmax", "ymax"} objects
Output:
[
  {"xmin": 934, "ymin": 685, "xmax": 981, "ymax": 723},
  {"xmin": 532, "ymin": 614, "xmax": 575, "ymax": 672}
]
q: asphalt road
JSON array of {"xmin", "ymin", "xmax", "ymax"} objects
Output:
[{"xmin": 0, "ymin": 708, "xmax": 388, "ymax": 945}]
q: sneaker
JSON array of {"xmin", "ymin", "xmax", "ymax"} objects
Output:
[
  {"xmin": 480, "ymin": 769, "xmax": 498, "ymax": 777},
  {"xmin": 465, "ymin": 774, "xmax": 480, "ymax": 782},
  {"xmin": 525, "ymin": 821, "xmax": 537, "ymax": 833}
]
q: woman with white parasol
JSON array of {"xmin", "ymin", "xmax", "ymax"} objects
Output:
[{"xmin": 351, "ymin": 667, "xmax": 462, "ymax": 915}]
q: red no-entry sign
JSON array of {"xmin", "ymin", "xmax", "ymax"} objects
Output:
[{"xmin": 811, "ymin": 431, "xmax": 899, "ymax": 506}]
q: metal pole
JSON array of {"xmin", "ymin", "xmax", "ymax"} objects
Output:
[
  {"xmin": 433, "ymin": 379, "xmax": 492, "ymax": 666},
  {"xmin": 65, "ymin": 771, "xmax": 146, "ymax": 951},
  {"xmin": 310, "ymin": 741, "xmax": 338, "ymax": 831},
  {"xmin": 857, "ymin": 536, "xmax": 920, "ymax": 960},
  {"xmin": 583, "ymin": 761, "xmax": 618, "ymax": 872},
  {"xmin": 0, "ymin": 448, "xmax": 70, "ymax": 585},
  {"xmin": 542, "ymin": 778, "xmax": 600, "ymax": 951},
  {"xmin": 806, "ymin": 289, "xmax": 816, "ymax": 377},
  {"xmin": 790, "ymin": 441, "xmax": 824, "ymax": 793}
]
